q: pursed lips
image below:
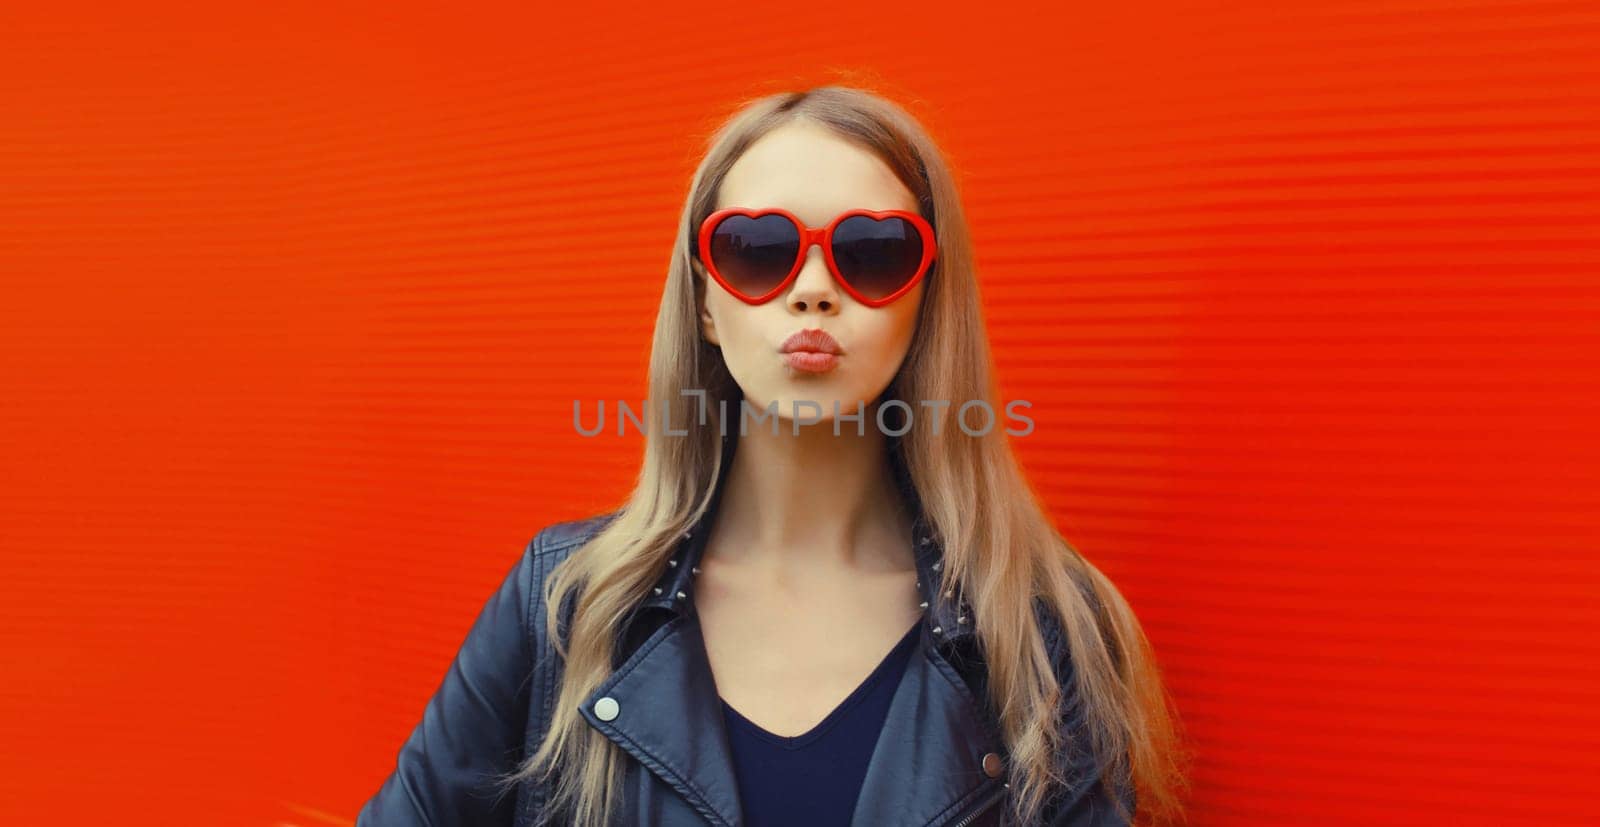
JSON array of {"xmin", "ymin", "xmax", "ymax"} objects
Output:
[{"xmin": 779, "ymin": 328, "xmax": 843, "ymax": 373}]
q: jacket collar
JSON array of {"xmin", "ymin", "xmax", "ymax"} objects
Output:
[{"xmin": 577, "ymin": 433, "xmax": 1000, "ymax": 826}]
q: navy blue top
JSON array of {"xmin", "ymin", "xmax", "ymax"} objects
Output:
[{"xmin": 719, "ymin": 621, "xmax": 922, "ymax": 826}]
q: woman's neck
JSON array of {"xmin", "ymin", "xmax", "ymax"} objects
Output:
[{"xmin": 706, "ymin": 414, "xmax": 915, "ymax": 578}]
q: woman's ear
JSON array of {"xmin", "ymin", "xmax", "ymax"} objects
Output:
[{"xmin": 692, "ymin": 259, "xmax": 721, "ymax": 346}]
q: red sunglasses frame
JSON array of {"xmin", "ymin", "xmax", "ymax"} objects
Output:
[{"xmin": 696, "ymin": 206, "xmax": 937, "ymax": 307}]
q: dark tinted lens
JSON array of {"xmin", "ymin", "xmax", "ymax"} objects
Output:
[
  {"xmin": 708, "ymin": 214, "xmax": 801, "ymax": 298},
  {"xmin": 830, "ymin": 215, "xmax": 925, "ymax": 301}
]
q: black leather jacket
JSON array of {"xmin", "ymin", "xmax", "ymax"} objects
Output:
[{"xmin": 357, "ymin": 446, "xmax": 1135, "ymax": 826}]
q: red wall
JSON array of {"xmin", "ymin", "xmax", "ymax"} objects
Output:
[{"xmin": 3, "ymin": 2, "xmax": 1597, "ymax": 824}]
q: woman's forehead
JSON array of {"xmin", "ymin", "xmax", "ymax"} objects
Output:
[{"xmin": 717, "ymin": 123, "xmax": 917, "ymax": 221}]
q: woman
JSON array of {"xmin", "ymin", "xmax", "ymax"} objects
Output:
[{"xmin": 358, "ymin": 86, "xmax": 1190, "ymax": 827}]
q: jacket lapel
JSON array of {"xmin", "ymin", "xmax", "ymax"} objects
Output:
[
  {"xmin": 848, "ymin": 627, "xmax": 1006, "ymax": 827},
  {"xmin": 578, "ymin": 609, "xmax": 744, "ymax": 827}
]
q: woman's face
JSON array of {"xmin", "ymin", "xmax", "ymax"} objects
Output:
[{"xmin": 695, "ymin": 120, "xmax": 926, "ymax": 427}]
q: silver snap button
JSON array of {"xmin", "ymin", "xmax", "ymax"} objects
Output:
[{"xmin": 594, "ymin": 696, "xmax": 620, "ymax": 721}]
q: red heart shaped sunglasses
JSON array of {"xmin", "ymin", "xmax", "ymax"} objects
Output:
[{"xmin": 696, "ymin": 207, "xmax": 937, "ymax": 307}]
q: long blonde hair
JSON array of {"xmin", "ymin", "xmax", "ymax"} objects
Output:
[{"xmin": 499, "ymin": 85, "xmax": 1191, "ymax": 826}]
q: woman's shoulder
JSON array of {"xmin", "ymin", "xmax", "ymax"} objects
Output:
[
  {"xmin": 526, "ymin": 508, "xmax": 622, "ymax": 562},
  {"xmin": 513, "ymin": 509, "xmax": 622, "ymax": 643}
]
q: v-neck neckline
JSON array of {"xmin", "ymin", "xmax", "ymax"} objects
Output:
[{"xmin": 717, "ymin": 620, "xmax": 921, "ymax": 749}]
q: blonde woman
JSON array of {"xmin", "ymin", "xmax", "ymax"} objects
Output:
[{"xmin": 358, "ymin": 86, "xmax": 1190, "ymax": 827}]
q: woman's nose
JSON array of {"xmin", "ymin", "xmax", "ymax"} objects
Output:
[{"xmin": 785, "ymin": 245, "xmax": 840, "ymax": 313}]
